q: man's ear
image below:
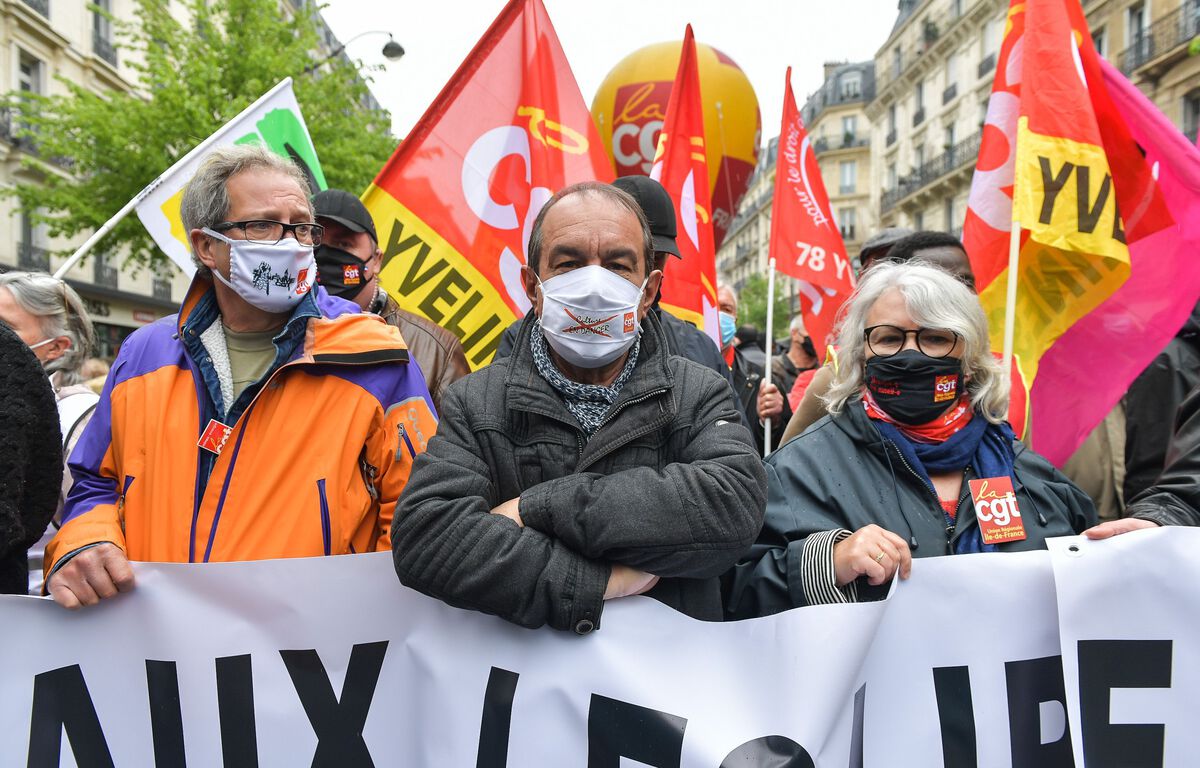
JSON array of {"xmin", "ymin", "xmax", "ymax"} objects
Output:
[
  {"xmin": 520, "ymin": 265, "xmax": 542, "ymax": 316},
  {"xmin": 190, "ymin": 229, "xmax": 221, "ymax": 271},
  {"xmin": 368, "ymin": 246, "xmax": 384, "ymax": 278},
  {"xmin": 638, "ymin": 270, "xmax": 663, "ymax": 319}
]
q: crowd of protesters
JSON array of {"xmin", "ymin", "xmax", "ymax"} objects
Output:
[{"xmin": 0, "ymin": 143, "xmax": 1196, "ymax": 636}]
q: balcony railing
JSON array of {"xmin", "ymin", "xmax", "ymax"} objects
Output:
[
  {"xmin": 812, "ymin": 134, "xmax": 870, "ymax": 154},
  {"xmin": 881, "ymin": 130, "xmax": 983, "ymax": 213},
  {"xmin": 943, "ymin": 83, "xmax": 958, "ymax": 104},
  {"xmin": 18, "ymin": 242, "xmax": 51, "ymax": 272},
  {"xmin": 93, "ymin": 31, "xmax": 117, "ymax": 66},
  {"xmin": 978, "ymin": 53, "xmax": 996, "ymax": 78},
  {"xmin": 153, "ymin": 277, "xmax": 173, "ymax": 301},
  {"xmin": 22, "ymin": 0, "xmax": 49, "ymax": 18},
  {"xmin": 1118, "ymin": 4, "xmax": 1200, "ymax": 74},
  {"xmin": 94, "ymin": 256, "xmax": 118, "ymax": 288}
]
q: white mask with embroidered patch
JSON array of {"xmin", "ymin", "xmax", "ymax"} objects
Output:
[
  {"xmin": 203, "ymin": 228, "xmax": 316, "ymax": 314},
  {"xmin": 537, "ymin": 265, "xmax": 646, "ymax": 369}
]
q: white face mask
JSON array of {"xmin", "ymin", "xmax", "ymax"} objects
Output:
[
  {"xmin": 537, "ymin": 265, "xmax": 647, "ymax": 369},
  {"xmin": 202, "ymin": 228, "xmax": 316, "ymax": 314}
]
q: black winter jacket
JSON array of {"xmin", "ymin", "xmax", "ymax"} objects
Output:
[
  {"xmin": 1125, "ymin": 382, "xmax": 1200, "ymax": 527},
  {"xmin": 392, "ymin": 311, "xmax": 768, "ymax": 633},
  {"xmin": 0, "ymin": 324, "xmax": 62, "ymax": 594},
  {"xmin": 723, "ymin": 400, "xmax": 1096, "ymax": 619}
]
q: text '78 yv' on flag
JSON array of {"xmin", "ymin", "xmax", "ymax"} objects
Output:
[
  {"xmin": 963, "ymin": 0, "xmax": 1200, "ymax": 465},
  {"xmin": 363, "ymin": 0, "xmax": 613, "ymax": 369}
]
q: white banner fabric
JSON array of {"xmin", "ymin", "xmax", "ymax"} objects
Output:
[{"xmin": 1, "ymin": 530, "xmax": 1196, "ymax": 767}]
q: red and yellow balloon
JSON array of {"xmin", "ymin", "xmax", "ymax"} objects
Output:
[{"xmin": 592, "ymin": 40, "xmax": 761, "ymax": 249}]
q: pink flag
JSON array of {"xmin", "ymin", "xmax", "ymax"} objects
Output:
[{"xmin": 1030, "ymin": 58, "xmax": 1200, "ymax": 464}]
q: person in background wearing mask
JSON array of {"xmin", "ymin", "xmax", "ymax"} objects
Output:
[
  {"xmin": 45, "ymin": 144, "xmax": 436, "ymax": 609},
  {"xmin": 0, "ymin": 271, "xmax": 99, "ymax": 593},
  {"xmin": 717, "ymin": 283, "xmax": 783, "ymax": 453},
  {"xmin": 392, "ymin": 182, "xmax": 766, "ymax": 634},
  {"xmin": 771, "ymin": 315, "xmax": 818, "ymax": 397},
  {"xmin": 0, "ymin": 322, "xmax": 61, "ymax": 594},
  {"xmin": 312, "ymin": 189, "xmax": 469, "ymax": 414},
  {"xmin": 724, "ymin": 262, "xmax": 1094, "ymax": 618}
]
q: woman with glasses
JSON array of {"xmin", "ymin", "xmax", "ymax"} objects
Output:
[{"xmin": 723, "ymin": 261, "xmax": 1095, "ymax": 618}]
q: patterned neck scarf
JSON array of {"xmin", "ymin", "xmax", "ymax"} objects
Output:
[{"xmin": 530, "ymin": 319, "xmax": 640, "ymax": 437}]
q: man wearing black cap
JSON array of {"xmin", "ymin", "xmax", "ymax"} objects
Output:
[
  {"xmin": 312, "ymin": 189, "xmax": 469, "ymax": 413},
  {"xmin": 493, "ymin": 176, "xmax": 732, "ymax": 388}
]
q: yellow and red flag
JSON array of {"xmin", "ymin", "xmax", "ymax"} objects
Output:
[
  {"xmin": 363, "ymin": 0, "xmax": 612, "ymax": 369},
  {"xmin": 649, "ymin": 25, "xmax": 720, "ymax": 346},
  {"xmin": 768, "ymin": 68, "xmax": 855, "ymax": 362},
  {"xmin": 963, "ymin": 0, "xmax": 1194, "ymax": 464}
]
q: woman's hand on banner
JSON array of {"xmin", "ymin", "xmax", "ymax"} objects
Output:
[{"xmin": 833, "ymin": 524, "xmax": 913, "ymax": 588}]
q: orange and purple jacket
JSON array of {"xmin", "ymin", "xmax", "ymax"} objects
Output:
[{"xmin": 46, "ymin": 277, "xmax": 438, "ymax": 578}]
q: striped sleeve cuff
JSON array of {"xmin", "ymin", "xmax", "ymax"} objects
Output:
[{"xmin": 799, "ymin": 529, "xmax": 859, "ymax": 605}]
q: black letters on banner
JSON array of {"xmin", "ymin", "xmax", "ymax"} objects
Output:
[
  {"xmin": 26, "ymin": 664, "xmax": 114, "ymax": 768},
  {"xmin": 146, "ymin": 659, "xmax": 187, "ymax": 767},
  {"xmin": 279, "ymin": 641, "xmax": 389, "ymax": 768},
  {"xmin": 719, "ymin": 736, "xmax": 815, "ymax": 767},
  {"xmin": 933, "ymin": 665, "xmax": 978, "ymax": 768},
  {"xmin": 216, "ymin": 653, "xmax": 259, "ymax": 768},
  {"xmin": 1078, "ymin": 639, "xmax": 1172, "ymax": 767},
  {"xmin": 476, "ymin": 666, "xmax": 521, "ymax": 768},
  {"xmin": 1005, "ymin": 655, "xmax": 1074, "ymax": 768},
  {"xmin": 587, "ymin": 693, "xmax": 687, "ymax": 767}
]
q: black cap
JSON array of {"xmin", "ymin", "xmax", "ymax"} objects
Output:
[
  {"xmin": 612, "ymin": 175, "xmax": 680, "ymax": 258},
  {"xmin": 312, "ymin": 189, "xmax": 377, "ymax": 244}
]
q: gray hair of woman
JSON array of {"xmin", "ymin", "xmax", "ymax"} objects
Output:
[
  {"xmin": 180, "ymin": 143, "xmax": 312, "ymax": 277},
  {"xmin": 0, "ymin": 270, "xmax": 95, "ymax": 385},
  {"xmin": 822, "ymin": 260, "xmax": 1010, "ymax": 424}
]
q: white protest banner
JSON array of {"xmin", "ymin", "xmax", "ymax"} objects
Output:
[
  {"xmin": 1049, "ymin": 527, "xmax": 1200, "ymax": 768},
  {"xmin": 133, "ymin": 78, "xmax": 326, "ymax": 276},
  {"xmin": 0, "ymin": 532, "xmax": 1191, "ymax": 766}
]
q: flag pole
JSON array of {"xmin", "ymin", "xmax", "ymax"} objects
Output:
[
  {"xmin": 1001, "ymin": 222, "xmax": 1020, "ymax": 372},
  {"xmin": 53, "ymin": 196, "xmax": 142, "ymax": 279},
  {"xmin": 763, "ymin": 257, "xmax": 777, "ymax": 458}
]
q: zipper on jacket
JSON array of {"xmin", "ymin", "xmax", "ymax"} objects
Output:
[
  {"xmin": 118, "ymin": 475, "xmax": 135, "ymax": 530},
  {"xmin": 397, "ymin": 422, "xmax": 417, "ymax": 459},
  {"xmin": 579, "ymin": 387, "xmax": 669, "ymax": 469},
  {"xmin": 317, "ymin": 479, "xmax": 331, "ymax": 557},
  {"xmin": 887, "ymin": 441, "xmax": 956, "ymax": 541}
]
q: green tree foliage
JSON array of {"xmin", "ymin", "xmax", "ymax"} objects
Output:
[
  {"xmin": 6, "ymin": 0, "xmax": 396, "ymax": 270},
  {"xmin": 737, "ymin": 273, "xmax": 794, "ymax": 346}
]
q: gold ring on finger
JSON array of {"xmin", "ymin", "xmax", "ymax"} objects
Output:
[{"xmin": 874, "ymin": 551, "xmax": 886, "ymax": 564}]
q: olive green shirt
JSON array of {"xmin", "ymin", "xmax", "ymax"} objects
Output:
[{"xmin": 223, "ymin": 325, "xmax": 280, "ymax": 402}]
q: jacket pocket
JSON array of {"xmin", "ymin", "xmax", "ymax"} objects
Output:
[{"xmin": 316, "ymin": 479, "xmax": 331, "ymax": 556}]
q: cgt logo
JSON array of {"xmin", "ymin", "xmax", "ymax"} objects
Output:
[
  {"xmin": 934, "ymin": 375, "xmax": 958, "ymax": 403},
  {"xmin": 343, "ymin": 264, "xmax": 362, "ymax": 286},
  {"xmin": 623, "ymin": 312, "xmax": 635, "ymax": 334},
  {"xmin": 296, "ymin": 268, "xmax": 311, "ymax": 296},
  {"xmin": 610, "ymin": 82, "xmax": 669, "ymax": 176}
]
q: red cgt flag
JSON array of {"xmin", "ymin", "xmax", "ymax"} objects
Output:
[
  {"xmin": 363, "ymin": 0, "xmax": 613, "ymax": 369},
  {"xmin": 768, "ymin": 68, "xmax": 855, "ymax": 362},
  {"xmin": 650, "ymin": 25, "xmax": 720, "ymax": 346}
]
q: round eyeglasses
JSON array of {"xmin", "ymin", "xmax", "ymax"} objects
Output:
[{"xmin": 864, "ymin": 325, "xmax": 960, "ymax": 358}]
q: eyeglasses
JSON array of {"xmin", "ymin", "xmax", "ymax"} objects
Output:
[
  {"xmin": 864, "ymin": 324, "xmax": 960, "ymax": 358},
  {"xmin": 214, "ymin": 220, "xmax": 324, "ymax": 246}
]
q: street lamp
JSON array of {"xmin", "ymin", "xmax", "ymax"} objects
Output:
[{"xmin": 303, "ymin": 30, "xmax": 404, "ymax": 75}]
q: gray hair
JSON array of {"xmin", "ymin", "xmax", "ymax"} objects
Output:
[
  {"xmin": 822, "ymin": 260, "xmax": 1010, "ymax": 424},
  {"xmin": 789, "ymin": 314, "xmax": 806, "ymax": 334},
  {"xmin": 0, "ymin": 270, "xmax": 95, "ymax": 384},
  {"xmin": 525, "ymin": 181, "xmax": 653, "ymax": 276},
  {"xmin": 180, "ymin": 143, "xmax": 312, "ymax": 277}
]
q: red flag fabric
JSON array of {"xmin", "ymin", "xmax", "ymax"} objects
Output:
[
  {"xmin": 768, "ymin": 68, "xmax": 855, "ymax": 362},
  {"xmin": 962, "ymin": 0, "xmax": 1187, "ymax": 464},
  {"xmin": 363, "ymin": 0, "xmax": 612, "ymax": 369},
  {"xmin": 649, "ymin": 25, "xmax": 720, "ymax": 345}
]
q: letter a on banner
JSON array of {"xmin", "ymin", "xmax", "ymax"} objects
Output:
[
  {"xmin": 767, "ymin": 68, "xmax": 854, "ymax": 362},
  {"xmin": 650, "ymin": 25, "xmax": 721, "ymax": 347},
  {"xmin": 363, "ymin": 0, "xmax": 613, "ymax": 369}
]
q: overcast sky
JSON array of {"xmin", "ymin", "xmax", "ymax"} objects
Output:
[{"xmin": 320, "ymin": 0, "xmax": 901, "ymax": 143}]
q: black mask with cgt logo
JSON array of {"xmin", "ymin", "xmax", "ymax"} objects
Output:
[
  {"xmin": 865, "ymin": 349, "xmax": 964, "ymax": 425},
  {"xmin": 315, "ymin": 245, "xmax": 372, "ymax": 301}
]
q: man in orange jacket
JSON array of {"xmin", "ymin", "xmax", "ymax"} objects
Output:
[{"xmin": 46, "ymin": 144, "xmax": 437, "ymax": 609}]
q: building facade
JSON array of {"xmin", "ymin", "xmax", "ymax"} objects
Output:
[
  {"xmin": 868, "ymin": 0, "xmax": 1007, "ymax": 235},
  {"xmin": 716, "ymin": 136, "xmax": 781, "ymax": 294},
  {"xmin": 1086, "ymin": 0, "xmax": 1200, "ymax": 142},
  {"xmin": 1, "ymin": 0, "xmax": 382, "ymax": 358}
]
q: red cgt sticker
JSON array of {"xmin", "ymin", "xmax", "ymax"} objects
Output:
[
  {"xmin": 969, "ymin": 476, "xmax": 1027, "ymax": 544},
  {"xmin": 197, "ymin": 419, "xmax": 233, "ymax": 456}
]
